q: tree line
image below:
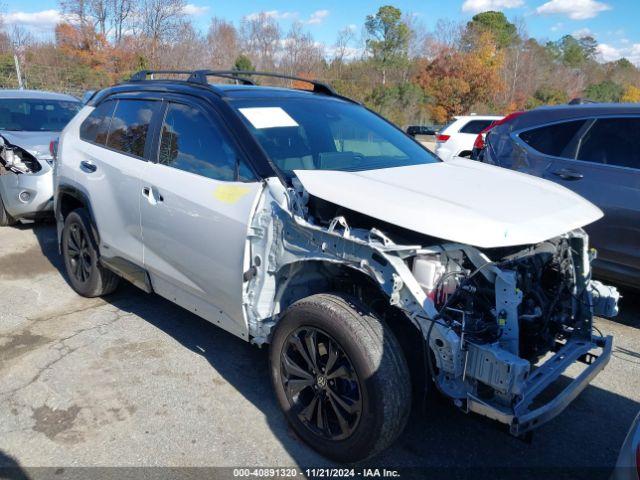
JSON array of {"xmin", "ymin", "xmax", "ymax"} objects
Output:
[{"xmin": 1, "ymin": 3, "xmax": 639, "ymax": 126}]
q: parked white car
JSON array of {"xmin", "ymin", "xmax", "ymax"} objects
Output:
[{"xmin": 435, "ymin": 115, "xmax": 502, "ymax": 161}]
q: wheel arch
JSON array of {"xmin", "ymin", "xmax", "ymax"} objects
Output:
[
  {"xmin": 272, "ymin": 259, "xmax": 427, "ymax": 399},
  {"xmin": 56, "ymin": 184, "xmax": 100, "ymax": 250}
]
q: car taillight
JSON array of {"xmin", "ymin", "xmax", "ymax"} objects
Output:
[
  {"xmin": 49, "ymin": 140, "xmax": 58, "ymax": 161},
  {"xmin": 474, "ymin": 112, "xmax": 526, "ymax": 151},
  {"xmin": 473, "ymin": 132, "xmax": 486, "ymax": 150},
  {"xmin": 474, "ymin": 124, "xmax": 496, "ymax": 150},
  {"xmin": 436, "ymin": 134, "xmax": 450, "ymax": 143}
]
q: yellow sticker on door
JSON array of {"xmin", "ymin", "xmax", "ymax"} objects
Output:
[{"xmin": 213, "ymin": 185, "xmax": 251, "ymax": 204}]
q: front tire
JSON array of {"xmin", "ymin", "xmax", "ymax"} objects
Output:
[
  {"xmin": 61, "ymin": 208, "xmax": 119, "ymax": 297},
  {"xmin": 270, "ymin": 293, "xmax": 411, "ymax": 463},
  {"xmin": 0, "ymin": 192, "xmax": 16, "ymax": 227}
]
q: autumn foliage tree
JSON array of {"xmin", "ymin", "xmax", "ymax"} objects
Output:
[
  {"xmin": 0, "ymin": 2, "xmax": 639, "ymax": 123},
  {"xmin": 621, "ymin": 85, "xmax": 640, "ymax": 103},
  {"xmin": 416, "ymin": 31, "xmax": 504, "ymax": 123}
]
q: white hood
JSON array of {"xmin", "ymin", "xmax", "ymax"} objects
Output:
[{"xmin": 294, "ymin": 158, "xmax": 603, "ymax": 248}]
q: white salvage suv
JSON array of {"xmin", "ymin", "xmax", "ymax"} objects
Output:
[{"xmin": 54, "ymin": 70, "xmax": 618, "ymax": 462}]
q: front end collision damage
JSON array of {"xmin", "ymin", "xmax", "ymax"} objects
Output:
[
  {"xmin": 243, "ymin": 178, "xmax": 617, "ymax": 437},
  {"xmin": 0, "ymin": 135, "xmax": 54, "ymax": 220}
]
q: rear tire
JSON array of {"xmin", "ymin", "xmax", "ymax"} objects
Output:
[
  {"xmin": 270, "ymin": 293, "xmax": 411, "ymax": 463},
  {"xmin": 62, "ymin": 208, "xmax": 119, "ymax": 297},
  {"xmin": 0, "ymin": 192, "xmax": 16, "ymax": 227}
]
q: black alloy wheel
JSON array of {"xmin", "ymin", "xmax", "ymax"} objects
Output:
[
  {"xmin": 281, "ymin": 326, "xmax": 362, "ymax": 441},
  {"xmin": 61, "ymin": 208, "xmax": 119, "ymax": 297},
  {"xmin": 66, "ymin": 222, "xmax": 93, "ymax": 284},
  {"xmin": 271, "ymin": 294, "xmax": 411, "ymax": 462}
]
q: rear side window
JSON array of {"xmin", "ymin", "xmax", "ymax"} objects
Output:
[
  {"xmin": 80, "ymin": 101, "xmax": 115, "ymax": 145},
  {"xmin": 519, "ymin": 120, "xmax": 586, "ymax": 158},
  {"xmin": 577, "ymin": 117, "xmax": 640, "ymax": 169},
  {"xmin": 459, "ymin": 120, "xmax": 494, "ymax": 134},
  {"xmin": 106, "ymin": 99, "xmax": 159, "ymax": 158},
  {"xmin": 158, "ymin": 102, "xmax": 251, "ymax": 181}
]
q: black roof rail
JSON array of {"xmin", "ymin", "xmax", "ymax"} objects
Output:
[
  {"xmin": 129, "ymin": 70, "xmax": 255, "ymax": 85},
  {"xmin": 128, "ymin": 69, "xmax": 347, "ymax": 100},
  {"xmin": 189, "ymin": 70, "xmax": 338, "ymax": 96}
]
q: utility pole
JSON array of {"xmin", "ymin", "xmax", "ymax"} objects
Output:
[{"xmin": 13, "ymin": 54, "xmax": 24, "ymax": 90}]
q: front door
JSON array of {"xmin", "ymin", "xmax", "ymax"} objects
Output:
[{"xmin": 140, "ymin": 98, "xmax": 262, "ymax": 338}]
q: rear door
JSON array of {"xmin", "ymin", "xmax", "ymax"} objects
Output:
[
  {"xmin": 516, "ymin": 116, "xmax": 640, "ymax": 282},
  {"xmin": 570, "ymin": 117, "xmax": 640, "ymax": 280},
  {"xmin": 75, "ymin": 96, "xmax": 160, "ymax": 265},
  {"xmin": 140, "ymin": 96, "xmax": 262, "ymax": 338}
]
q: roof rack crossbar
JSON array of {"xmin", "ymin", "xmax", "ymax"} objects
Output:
[
  {"xmin": 189, "ymin": 70, "xmax": 338, "ymax": 96},
  {"xmin": 130, "ymin": 70, "xmax": 194, "ymax": 81},
  {"xmin": 129, "ymin": 69, "xmax": 342, "ymax": 98},
  {"xmin": 129, "ymin": 70, "xmax": 255, "ymax": 86},
  {"xmin": 187, "ymin": 71, "xmax": 255, "ymax": 86}
]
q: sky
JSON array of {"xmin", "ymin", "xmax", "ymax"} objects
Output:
[{"xmin": 2, "ymin": 0, "xmax": 640, "ymax": 64}]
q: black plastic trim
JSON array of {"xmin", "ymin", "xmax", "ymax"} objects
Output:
[
  {"xmin": 100, "ymin": 256, "xmax": 153, "ymax": 293},
  {"xmin": 56, "ymin": 184, "xmax": 101, "ymax": 246}
]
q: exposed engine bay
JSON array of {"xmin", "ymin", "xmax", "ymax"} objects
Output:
[
  {"xmin": 0, "ymin": 136, "xmax": 42, "ymax": 175},
  {"xmin": 244, "ymin": 179, "xmax": 619, "ymax": 436},
  {"xmin": 413, "ymin": 237, "xmax": 608, "ymax": 363}
]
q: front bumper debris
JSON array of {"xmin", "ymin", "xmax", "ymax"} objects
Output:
[
  {"xmin": 467, "ymin": 335, "xmax": 612, "ymax": 435},
  {"xmin": 0, "ymin": 166, "xmax": 54, "ymax": 220}
]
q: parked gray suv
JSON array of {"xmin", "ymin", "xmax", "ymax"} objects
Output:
[
  {"xmin": 54, "ymin": 70, "xmax": 619, "ymax": 462},
  {"xmin": 481, "ymin": 104, "xmax": 640, "ymax": 289}
]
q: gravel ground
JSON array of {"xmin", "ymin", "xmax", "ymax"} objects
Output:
[{"xmin": 0, "ymin": 222, "xmax": 638, "ymax": 479}]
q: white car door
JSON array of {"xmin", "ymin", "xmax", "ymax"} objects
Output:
[
  {"xmin": 72, "ymin": 97, "xmax": 161, "ymax": 266},
  {"xmin": 140, "ymin": 98, "xmax": 262, "ymax": 339}
]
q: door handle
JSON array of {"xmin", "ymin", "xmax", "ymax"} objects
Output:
[
  {"xmin": 80, "ymin": 160, "xmax": 97, "ymax": 173},
  {"xmin": 552, "ymin": 168, "xmax": 583, "ymax": 181},
  {"xmin": 142, "ymin": 186, "xmax": 163, "ymax": 204}
]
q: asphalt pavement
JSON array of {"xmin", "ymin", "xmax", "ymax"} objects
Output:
[{"xmin": 0, "ymin": 222, "xmax": 639, "ymax": 479}]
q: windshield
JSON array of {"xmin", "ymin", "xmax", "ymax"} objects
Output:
[
  {"xmin": 231, "ymin": 97, "xmax": 440, "ymax": 176},
  {"xmin": 0, "ymin": 98, "xmax": 81, "ymax": 132}
]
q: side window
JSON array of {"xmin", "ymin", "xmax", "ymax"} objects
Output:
[
  {"xmin": 106, "ymin": 99, "xmax": 158, "ymax": 158},
  {"xmin": 519, "ymin": 120, "xmax": 586, "ymax": 158},
  {"xmin": 79, "ymin": 100, "xmax": 115, "ymax": 145},
  {"xmin": 159, "ymin": 102, "xmax": 250, "ymax": 181},
  {"xmin": 577, "ymin": 118, "xmax": 640, "ymax": 169},
  {"xmin": 459, "ymin": 120, "xmax": 494, "ymax": 134}
]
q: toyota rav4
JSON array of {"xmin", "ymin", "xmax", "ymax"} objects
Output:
[{"xmin": 54, "ymin": 70, "xmax": 619, "ymax": 462}]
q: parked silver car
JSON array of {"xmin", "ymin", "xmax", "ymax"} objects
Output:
[
  {"xmin": 54, "ymin": 70, "xmax": 619, "ymax": 462},
  {"xmin": 0, "ymin": 90, "xmax": 81, "ymax": 226}
]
